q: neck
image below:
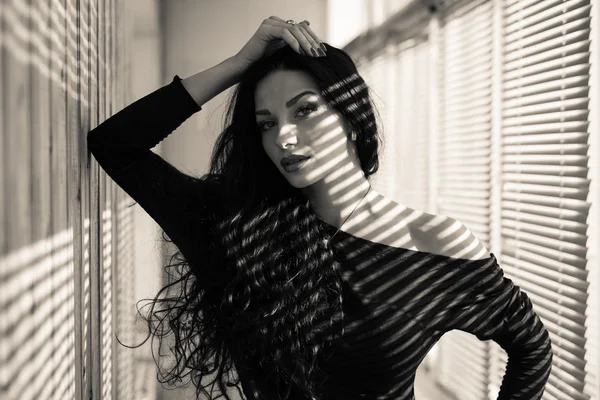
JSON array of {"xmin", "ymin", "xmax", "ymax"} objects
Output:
[{"xmin": 303, "ymin": 172, "xmax": 374, "ymax": 228}]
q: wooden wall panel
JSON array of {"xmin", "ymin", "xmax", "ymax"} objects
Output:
[
  {"xmin": 49, "ymin": 1, "xmax": 78, "ymax": 400},
  {"xmin": 0, "ymin": 0, "xmax": 5, "ymax": 258},
  {"xmin": 31, "ymin": 0, "xmax": 52, "ymax": 249},
  {"xmin": 5, "ymin": 0, "xmax": 32, "ymax": 252},
  {"xmin": 0, "ymin": 0, "xmax": 135, "ymax": 399}
]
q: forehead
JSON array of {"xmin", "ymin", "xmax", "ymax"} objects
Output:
[{"xmin": 254, "ymin": 70, "xmax": 320, "ymax": 107}]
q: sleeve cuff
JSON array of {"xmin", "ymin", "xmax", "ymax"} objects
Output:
[{"xmin": 173, "ymin": 74, "xmax": 202, "ymax": 112}]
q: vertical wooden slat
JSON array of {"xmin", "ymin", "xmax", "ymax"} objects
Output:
[
  {"xmin": 77, "ymin": 1, "xmax": 99, "ymax": 400},
  {"xmin": 0, "ymin": 0, "xmax": 6, "ymax": 258},
  {"xmin": 106, "ymin": 0, "xmax": 121, "ymax": 400},
  {"xmin": 0, "ymin": 3, "xmax": 7, "ymax": 400},
  {"xmin": 48, "ymin": 1, "xmax": 79, "ymax": 400},
  {"xmin": 92, "ymin": 2, "xmax": 104, "ymax": 392},
  {"xmin": 74, "ymin": 0, "xmax": 102, "ymax": 398},
  {"xmin": 63, "ymin": 0, "xmax": 86, "ymax": 400},
  {"xmin": 109, "ymin": 3, "xmax": 120, "ymax": 393},
  {"xmin": 5, "ymin": 0, "xmax": 32, "ymax": 252},
  {"xmin": 108, "ymin": 0, "xmax": 113, "ymax": 117},
  {"xmin": 5, "ymin": 4, "xmax": 33, "ymax": 400},
  {"xmin": 50, "ymin": 0, "xmax": 69, "ymax": 238},
  {"xmin": 31, "ymin": 1, "xmax": 57, "ymax": 400},
  {"xmin": 97, "ymin": 0, "xmax": 118, "ymax": 396},
  {"xmin": 98, "ymin": 0, "xmax": 114, "ymax": 395},
  {"xmin": 31, "ymin": 0, "xmax": 52, "ymax": 246},
  {"xmin": 102, "ymin": 2, "xmax": 115, "ymax": 392}
]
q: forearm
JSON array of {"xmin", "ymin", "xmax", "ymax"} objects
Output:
[{"xmin": 181, "ymin": 56, "xmax": 247, "ymax": 108}]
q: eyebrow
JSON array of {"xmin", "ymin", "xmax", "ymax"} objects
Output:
[{"xmin": 255, "ymin": 90, "xmax": 317, "ymax": 116}]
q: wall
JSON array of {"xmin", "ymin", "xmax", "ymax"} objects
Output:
[{"xmin": 0, "ymin": 0, "xmax": 161, "ymax": 399}]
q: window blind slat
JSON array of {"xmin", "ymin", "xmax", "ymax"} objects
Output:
[
  {"xmin": 504, "ymin": 120, "xmax": 589, "ymax": 135},
  {"xmin": 504, "ymin": 63, "xmax": 590, "ymax": 90},
  {"xmin": 503, "ymin": 185, "xmax": 588, "ymax": 203},
  {"xmin": 505, "ymin": 75, "xmax": 589, "ymax": 101},
  {"xmin": 502, "ymin": 208, "xmax": 588, "ymax": 232},
  {"xmin": 505, "ymin": 86, "xmax": 590, "ymax": 109},
  {"xmin": 502, "ymin": 226, "xmax": 588, "ymax": 254},
  {"xmin": 503, "ymin": 164, "xmax": 588, "ymax": 177},
  {"xmin": 503, "ymin": 219, "xmax": 587, "ymax": 247},
  {"xmin": 440, "ymin": 197, "xmax": 491, "ymax": 210},
  {"xmin": 503, "ymin": 143, "xmax": 589, "ymax": 155},
  {"xmin": 502, "ymin": 240, "xmax": 588, "ymax": 267},
  {"xmin": 503, "ymin": 131, "xmax": 588, "ymax": 144},
  {"xmin": 504, "ymin": 109, "xmax": 589, "ymax": 127},
  {"xmin": 502, "ymin": 194, "xmax": 589, "ymax": 216},
  {"xmin": 547, "ymin": 373, "xmax": 586, "ymax": 398},
  {"xmin": 504, "ymin": 52, "xmax": 590, "ymax": 80},
  {"xmin": 503, "ymin": 172, "xmax": 589, "ymax": 187},
  {"xmin": 512, "ymin": 281, "xmax": 587, "ymax": 315},
  {"xmin": 503, "ymin": 154, "xmax": 589, "ymax": 166}
]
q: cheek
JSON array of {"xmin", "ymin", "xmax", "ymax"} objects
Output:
[{"xmin": 261, "ymin": 141, "xmax": 277, "ymax": 162}]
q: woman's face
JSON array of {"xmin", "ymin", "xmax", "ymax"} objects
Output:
[{"xmin": 254, "ymin": 69, "xmax": 355, "ymax": 188}]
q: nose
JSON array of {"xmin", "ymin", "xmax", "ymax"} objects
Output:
[{"xmin": 275, "ymin": 124, "xmax": 299, "ymax": 148}]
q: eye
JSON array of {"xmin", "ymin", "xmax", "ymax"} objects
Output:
[
  {"xmin": 297, "ymin": 103, "xmax": 318, "ymax": 117},
  {"xmin": 258, "ymin": 103, "xmax": 318, "ymax": 132}
]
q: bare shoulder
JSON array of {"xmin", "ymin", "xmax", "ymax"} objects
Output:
[{"xmin": 407, "ymin": 211, "xmax": 490, "ymax": 260}]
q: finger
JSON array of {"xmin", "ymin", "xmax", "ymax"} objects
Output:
[
  {"xmin": 267, "ymin": 16, "xmax": 287, "ymax": 23},
  {"xmin": 263, "ymin": 20, "xmax": 316, "ymax": 56},
  {"xmin": 278, "ymin": 29, "xmax": 304, "ymax": 55},
  {"xmin": 264, "ymin": 17, "xmax": 318, "ymax": 57},
  {"xmin": 287, "ymin": 25, "xmax": 318, "ymax": 56},
  {"xmin": 298, "ymin": 23, "xmax": 325, "ymax": 52},
  {"xmin": 296, "ymin": 23, "xmax": 323, "ymax": 55}
]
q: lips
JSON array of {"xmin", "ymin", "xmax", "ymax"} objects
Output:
[{"xmin": 280, "ymin": 155, "xmax": 310, "ymax": 167}]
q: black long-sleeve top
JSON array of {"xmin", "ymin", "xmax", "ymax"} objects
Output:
[{"xmin": 87, "ymin": 75, "xmax": 553, "ymax": 400}]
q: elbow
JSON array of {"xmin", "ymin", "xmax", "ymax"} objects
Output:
[
  {"xmin": 518, "ymin": 326, "xmax": 553, "ymax": 374},
  {"xmin": 87, "ymin": 128, "xmax": 100, "ymax": 152},
  {"xmin": 506, "ymin": 321, "xmax": 553, "ymax": 365}
]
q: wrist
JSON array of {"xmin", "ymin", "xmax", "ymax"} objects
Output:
[{"xmin": 227, "ymin": 55, "xmax": 250, "ymax": 74}]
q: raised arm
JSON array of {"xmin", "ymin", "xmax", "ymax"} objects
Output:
[{"xmin": 87, "ymin": 56, "xmax": 247, "ymax": 255}]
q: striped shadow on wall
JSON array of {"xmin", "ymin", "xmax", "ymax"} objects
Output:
[{"xmin": 0, "ymin": 0, "xmax": 139, "ymax": 399}]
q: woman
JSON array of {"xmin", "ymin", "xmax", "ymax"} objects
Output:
[{"xmin": 87, "ymin": 16, "xmax": 553, "ymax": 400}]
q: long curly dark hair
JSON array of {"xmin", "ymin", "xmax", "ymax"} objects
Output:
[{"xmin": 124, "ymin": 41, "xmax": 384, "ymax": 400}]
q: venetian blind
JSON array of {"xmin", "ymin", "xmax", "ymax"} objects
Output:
[
  {"xmin": 434, "ymin": 0, "xmax": 495, "ymax": 399},
  {"xmin": 499, "ymin": 0, "xmax": 593, "ymax": 399}
]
